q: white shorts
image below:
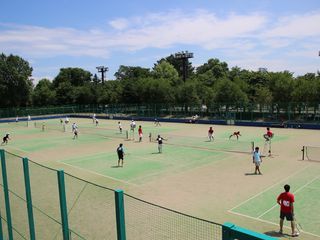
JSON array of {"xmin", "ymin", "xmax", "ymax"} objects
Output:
[{"xmin": 254, "ymin": 161, "xmax": 261, "ymax": 166}]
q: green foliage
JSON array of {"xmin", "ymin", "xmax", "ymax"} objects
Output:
[
  {"xmin": 2, "ymin": 53, "xmax": 320, "ymax": 110},
  {"xmin": 32, "ymin": 79, "xmax": 55, "ymax": 106},
  {"xmin": 213, "ymin": 78, "xmax": 248, "ymax": 106},
  {"xmin": 0, "ymin": 53, "xmax": 33, "ymax": 107}
]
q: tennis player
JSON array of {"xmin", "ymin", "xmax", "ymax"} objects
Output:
[
  {"xmin": 154, "ymin": 118, "xmax": 161, "ymax": 127},
  {"xmin": 117, "ymin": 143, "xmax": 125, "ymax": 167},
  {"xmin": 229, "ymin": 131, "xmax": 241, "ymax": 140},
  {"xmin": 118, "ymin": 121, "xmax": 122, "ymax": 133},
  {"xmin": 263, "ymin": 127, "xmax": 273, "ymax": 141},
  {"xmin": 73, "ymin": 128, "xmax": 79, "ymax": 139},
  {"xmin": 156, "ymin": 135, "xmax": 166, "ymax": 153},
  {"xmin": 252, "ymin": 147, "xmax": 263, "ymax": 174},
  {"xmin": 92, "ymin": 113, "xmax": 96, "ymax": 123},
  {"xmin": 2, "ymin": 133, "xmax": 10, "ymax": 145},
  {"xmin": 95, "ymin": 118, "xmax": 99, "ymax": 126},
  {"xmin": 208, "ymin": 127, "xmax": 214, "ymax": 141},
  {"xmin": 277, "ymin": 184, "xmax": 299, "ymax": 237},
  {"xmin": 130, "ymin": 120, "xmax": 136, "ymax": 139},
  {"xmin": 138, "ymin": 125, "xmax": 143, "ymax": 142}
]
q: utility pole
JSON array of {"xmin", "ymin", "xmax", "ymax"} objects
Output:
[
  {"xmin": 174, "ymin": 51, "xmax": 194, "ymax": 82},
  {"xmin": 96, "ymin": 66, "xmax": 108, "ymax": 83}
]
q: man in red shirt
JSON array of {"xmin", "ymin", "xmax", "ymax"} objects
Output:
[
  {"xmin": 138, "ymin": 125, "xmax": 143, "ymax": 142},
  {"xmin": 264, "ymin": 127, "xmax": 273, "ymax": 141},
  {"xmin": 277, "ymin": 184, "xmax": 299, "ymax": 237}
]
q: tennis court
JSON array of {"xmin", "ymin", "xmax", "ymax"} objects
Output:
[{"xmin": 1, "ymin": 117, "xmax": 320, "ymax": 239}]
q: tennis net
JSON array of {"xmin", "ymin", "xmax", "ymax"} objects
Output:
[
  {"xmin": 302, "ymin": 146, "xmax": 320, "ymax": 161},
  {"xmin": 34, "ymin": 121, "xmax": 128, "ymax": 140},
  {"xmin": 74, "ymin": 126, "xmax": 127, "ymax": 140},
  {"xmin": 150, "ymin": 132, "xmax": 254, "ymax": 154},
  {"xmin": 34, "ymin": 121, "xmax": 64, "ymax": 132}
]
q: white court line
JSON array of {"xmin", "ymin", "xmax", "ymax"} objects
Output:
[
  {"xmin": 59, "ymin": 161, "xmax": 139, "ymax": 187},
  {"xmin": 257, "ymin": 175, "xmax": 320, "ymax": 219},
  {"xmin": 228, "ymin": 209, "xmax": 320, "ymax": 238},
  {"xmin": 229, "ymin": 164, "xmax": 310, "ymax": 212}
]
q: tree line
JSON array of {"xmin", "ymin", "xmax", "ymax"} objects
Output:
[{"xmin": 1, "ymin": 53, "xmax": 320, "ymax": 108}]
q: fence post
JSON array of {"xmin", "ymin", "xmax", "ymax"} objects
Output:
[
  {"xmin": 0, "ymin": 149, "xmax": 13, "ymax": 240},
  {"xmin": 57, "ymin": 170, "xmax": 70, "ymax": 240},
  {"xmin": 114, "ymin": 189, "xmax": 126, "ymax": 240},
  {"xmin": 22, "ymin": 157, "xmax": 36, "ymax": 240},
  {"xmin": 0, "ymin": 209, "xmax": 3, "ymax": 240}
]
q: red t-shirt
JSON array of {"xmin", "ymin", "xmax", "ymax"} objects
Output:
[
  {"xmin": 208, "ymin": 128, "xmax": 214, "ymax": 134},
  {"xmin": 277, "ymin": 192, "xmax": 294, "ymax": 213},
  {"xmin": 267, "ymin": 130, "xmax": 273, "ymax": 137},
  {"xmin": 138, "ymin": 128, "xmax": 142, "ymax": 134}
]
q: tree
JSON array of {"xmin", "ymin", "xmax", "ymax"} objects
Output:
[
  {"xmin": 115, "ymin": 66, "xmax": 151, "ymax": 103},
  {"xmin": 157, "ymin": 54, "xmax": 195, "ymax": 81},
  {"xmin": 213, "ymin": 78, "xmax": 248, "ymax": 109},
  {"xmin": 0, "ymin": 53, "xmax": 33, "ymax": 107},
  {"xmin": 52, "ymin": 68, "xmax": 92, "ymax": 88},
  {"xmin": 197, "ymin": 58, "xmax": 229, "ymax": 79},
  {"xmin": 32, "ymin": 79, "xmax": 55, "ymax": 106},
  {"xmin": 152, "ymin": 60, "xmax": 180, "ymax": 86},
  {"xmin": 55, "ymin": 81, "xmax": 75, "ymax": 105}
]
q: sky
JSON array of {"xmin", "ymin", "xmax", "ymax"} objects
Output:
[{"xmin": 1, "ymin": 0, "xmax": 320, "ymax": 83}]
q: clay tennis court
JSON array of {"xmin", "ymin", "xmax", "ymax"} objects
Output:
[{"xmin": 1, "ymin": 117, "xmax": 319, "ymax": 239}]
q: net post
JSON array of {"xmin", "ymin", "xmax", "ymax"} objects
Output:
[
  {"xmin": 0, "ymin": 149, "xmax": 13, "ymax": 240},
  {"xmin": 149, "ymin": 132, "xmax": 152, "ymax": 142},
  {"xmin": 126, "ymin": 130, "xmax": 128, "ymax": 140},
  {"xmin": 22, "ymin": 157, "xmax": 36, "ymax": 240},
  {"xmin": 34, "ymin": 121, "xmax": 36, "ymax": 128},
  {"xmin": 251, "ymin": 142, "xmax": 254, "ymax": 152},
  {"xmin": 302, "ymin": 146, "xmax": 305, "ymax": 160},
  {"xmin": 114, "ymin": 189, "xmax": 126, "ymax": 240},
  {"xmin": 57, "ymin": 170, "xmax": 70, "ymax": 240}
]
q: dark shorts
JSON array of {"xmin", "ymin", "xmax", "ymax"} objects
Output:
[
  {"xmin": 118, "ymin": 154, "xmax": 123, "ymax": 160},
  {"xmin": 280, "ymin": 211, "xmax": 293, "ymax": 221}
]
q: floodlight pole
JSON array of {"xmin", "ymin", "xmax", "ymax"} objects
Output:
[
  {"xmin": 174, "ymin": 51, "xmax": 194, "ymax": 82},
  {"xmin": 96, "ymin": 66, "xmax": 109, "ymax": 83}
]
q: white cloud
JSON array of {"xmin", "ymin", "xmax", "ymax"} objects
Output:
[
  {"xmin": 109, "ymin": 18, "xmax": 129, "ymax": 30},
  {"xmin": 264, "ymin": 12, "xmax": 320, "ymax": 38},
  {"xmin": 0, "ymin": 9, "xmax": 319, "ymax": 77},
  {"xmin": 0, "ymin": 10, "xmax": 268, "ymax": 57}
]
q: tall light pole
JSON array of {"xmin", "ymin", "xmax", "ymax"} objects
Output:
[
  {"xmin": 96, "ymin": 66, "xmax": 108, "ymax": 83},
  {"xmin": 175, "ymin": 51, "xmax": 194, "ymax": 82}
]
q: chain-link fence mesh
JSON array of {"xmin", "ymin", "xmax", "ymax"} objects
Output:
[
  {"xmin": 64, "ymin": 173, "xmax": 117, "ymax": 239},
  {"xmin": 0, "ymin": 151, "xmax": 224, "ymax": 240},
  {"xmin": 5, "ymin": 152, "xmax": 29, "ymax": 239},
  {"xmin": 1, "ymin": 103, "xmax": 320, "ymax": 123},
  {"xmin": 124, "ymin": 193, "xmax": 222, "ymax": 240},
  {"xmin": 28, "ymin": 160, "xmax": 62, "ymax": 239}
]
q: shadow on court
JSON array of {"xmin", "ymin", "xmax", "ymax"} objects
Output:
[
  {"xmin": 244, "ymin": 173, "xmax": 262, "ymax": 176},
  {"xmin": 264, "ymin": 230, "xmax": 293, "ymax": 239}
]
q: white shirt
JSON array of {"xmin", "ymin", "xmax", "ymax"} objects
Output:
[{"xmin": 253, "ymin": 151, "xmax": 261, "ymax": 163}]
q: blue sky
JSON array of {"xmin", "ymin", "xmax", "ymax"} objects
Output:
[{"xmin": 1, "ymin": 0, "xmax": 319, "ymax": 83}]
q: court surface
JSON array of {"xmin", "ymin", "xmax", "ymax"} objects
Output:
[{"xmin": 1, "ymin": 118, "xmax": 320, "ymax": 239}]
